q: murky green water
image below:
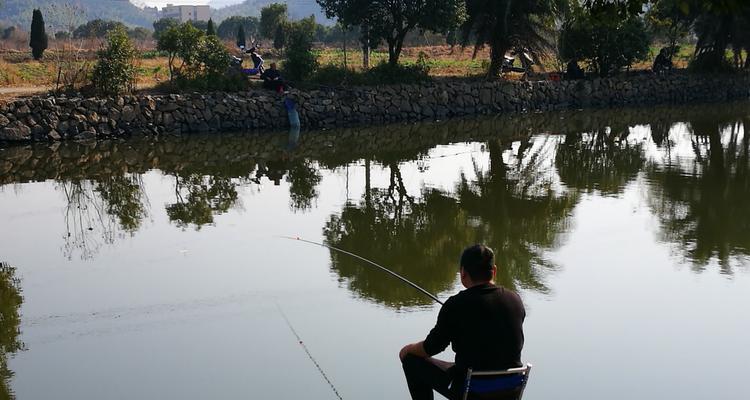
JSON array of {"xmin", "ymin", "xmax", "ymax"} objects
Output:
[{"xmin": 1, "ymin": 103, "xmax": 749, "ymax": 400}]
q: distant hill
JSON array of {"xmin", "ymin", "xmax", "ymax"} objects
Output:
[
  {"xmin": 0, "ymin": 0, "xmax": 154, "ymax": 29},
  {"xmin": 210, "ymin": 0, "xmax": 333, "ymax": 25}
]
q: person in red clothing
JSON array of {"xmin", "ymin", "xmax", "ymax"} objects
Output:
[{"xmin": 399, "ymin": 244, "xmax": 526, "ymax": 400}]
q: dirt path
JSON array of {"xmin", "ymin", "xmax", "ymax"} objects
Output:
[{"xmin": 0, "ymin": 85, "xmax": 52, "ymax": 100}]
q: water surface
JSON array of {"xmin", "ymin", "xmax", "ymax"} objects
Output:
[{"xmin": 1, "ymin": 103, "xmax": 749, "ymax": 400}]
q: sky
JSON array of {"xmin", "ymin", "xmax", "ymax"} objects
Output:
[{"xmin": 137, "ymin": 1, "xmax": 210, "ymax": 6}]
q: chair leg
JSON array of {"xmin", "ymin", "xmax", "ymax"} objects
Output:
[{"xmin": 462, "ymin": 368, "xmax": 473, "ymax": 400}]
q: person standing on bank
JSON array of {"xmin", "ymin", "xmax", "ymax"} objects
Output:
[{"xmin": 399, "ymin": 244, "xmax": 526, "ymax": 400}]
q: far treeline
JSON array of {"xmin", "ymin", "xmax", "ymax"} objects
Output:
[{"xmin": 9, "ymin": 0, "xmax": 750, "ymax": 96}]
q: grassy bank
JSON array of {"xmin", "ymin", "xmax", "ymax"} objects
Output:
[{"xmin": 0, "ymin": 43, "xmax": 723, "ymax": 98}]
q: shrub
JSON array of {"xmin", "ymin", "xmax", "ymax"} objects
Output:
[
  {"xmin": 157, "ymin": 22, "xmax": 203, "ymax": 82},
  {"xmin": 283, "ymin": 22, "xmax": 318, "ymax": 82},
  {"xmin": 310, "ymin": 62, "xmax": 431, "ymax": 87},
  {"xmin": 91, "ymin": 27, "xmax": 137, "ymax": 95},
  {"xmin": 559, "ymin": 10, "xmax": 650, "ymax": 77},
  {"xmin": 157, "ymin": 22, "xmax": 244, "ymax": 91}
]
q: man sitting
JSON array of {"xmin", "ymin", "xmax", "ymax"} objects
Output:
[
  {"xmin": 399, "ymin": 244, "xmax": 526, "ymax": 400},
  {"xmin": 261, "ymin": 63, "xmax": 286, "ymax": 93},
  {"xmin": 247, "ymin": 46, "xmax": 265, "ymax": 73},
  {"xmin": 653, "ymin": 47, "xmax": 673, "ymax": 74}
]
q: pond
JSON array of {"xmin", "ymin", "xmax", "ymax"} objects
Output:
[{"xmin": 0, "ymin": 102, "xmax": 749, "ymax": 400}]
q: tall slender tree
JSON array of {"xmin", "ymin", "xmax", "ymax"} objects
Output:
[
  {"xmin": 206, "ymin": 18, "xmax": 216, "ymax": 36},
  {"xmin": 236, "ymin": 24, "xmax": 246, "ymax": 48},
  {"xmin": 29, "ymin": 8, "xmax": 48, "ymax": 60}
]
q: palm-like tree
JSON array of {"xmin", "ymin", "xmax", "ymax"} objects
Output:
[{"xmin": 461, "ymin": 0, "xmax": 560, "ymax": 77}]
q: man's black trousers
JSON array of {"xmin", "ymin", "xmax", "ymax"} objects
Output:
[{"xmin": 401, "ymin": 354, "xmax": 461, "ymax": 400}]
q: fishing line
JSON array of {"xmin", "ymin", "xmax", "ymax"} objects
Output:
[
  {"xmin": 275, "ymin": 302, "xmax": 345, "ymax": 400},
  {"xmin": 279, "ymin": 236, "xmax": 443, "ymax": 305}
]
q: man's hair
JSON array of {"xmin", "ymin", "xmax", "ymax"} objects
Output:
[{"xmin": 460, "ymin": 244, "xmax": 495, "ymax": 281}]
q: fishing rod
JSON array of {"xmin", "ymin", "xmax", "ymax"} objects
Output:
[
  {"xmin": 279, "ymin": 236, "xmax": 443, "ymax": 305},
  {"xmin": 275, "ymin": 302, "xmax": 344, "ymax": 400}
]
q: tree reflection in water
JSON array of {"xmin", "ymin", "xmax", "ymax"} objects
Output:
[
  {"xmin": 325, "ymin": 137, "xmax": 578, "ymax": 308},
  {"xmin": 0, "ymin": 263, "xmax": 23, "ymax": 400},
  {"xmin": 286, "ymin": 159, "xmax": 322, "ymax": 212},
  {"xmin": 648, "ymin": 116, "xmax": 750, "ymax": 273},
  {"xmin": 166, "ymin": 174, "xmax": 239, "ymax": 229},
  {"xmin": 556, "ymin": 128, "xmax": 645, "ymax": 195},
  {"xmin": 59, "ymin": 174, "xmax": 149, "ymax": 260}
]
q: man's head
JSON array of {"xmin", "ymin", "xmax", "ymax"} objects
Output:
[
  {"xmin": 459, "ymin": 244, "xmax": 496, "ymax": 287},
  {"xmin": 270, "ymin": 62, "xmax": 277, "ymax": 70}
]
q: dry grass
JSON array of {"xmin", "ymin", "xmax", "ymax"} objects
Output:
[{"xmin": 0, "ymin": 43, "xmax": 720, "ymax": 98}]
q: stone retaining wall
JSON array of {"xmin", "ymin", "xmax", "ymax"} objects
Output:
[{"xmin": 1, "ymin": 72, "xmax": 748, "ymax": 143}]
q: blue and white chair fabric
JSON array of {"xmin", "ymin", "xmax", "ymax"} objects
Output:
[{"xmin": 461, "ymin": 363, "xmax": 532, "ymax": 400}]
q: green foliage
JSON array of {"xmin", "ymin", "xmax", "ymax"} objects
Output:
[
  {"xmin": 157, "ymin": 22, "xmax": 204, "ymax": 82},
  {"xmin": 206, "ymin": 19, "xmax": 216, "ymax": 36},
  {"xmin": 217, "ymin": 16, "xmax": 259, "ymax": 41},
  {"xmin": 95, "ymin": 175, "xmax": 147, "ymax": 232},
  {"xmin": 260, "ymin": 3, "xmax": 288, "ymax": 40},
  {"xmin": 153, "ymin": 18, "xmax": 179, "ymax": 40},
  {"xmin": 187, "ymin": 20, "xmax": 209, "ymax": 32},
  {"xmin": 29, "ymin": 9, "xmax": 48, "ymax": 60},
  {"xmin": 157, "ymin": 22, "xmax": 243, "ymax": 91},
  {"xmin": 92, "ymin": 27, "xmax": 137, "ymax": 96},
  {"xmin": 646, "ymin": 0, "xmax": 691, "ymax": 47},
  {"xmin": 317, "ymin": 0, "xmax": 465, "ymax": 65},
  {"xmin": 284, "ymin": 21, "xmax": 319, "ymax": 81},
  {"xmin": 73, "ymin": 19, "xmax": 126, "ymax": 39},
  {"xmin": 128, "ymin": 27, "xmax": 152, "ymax": 42},
  {"xmin": 559, "ymin": 8, "xmax": 651, "ymax": 76},
  {"xmin": 689, "ymin": 0, "xmax": 750, "ymax": 72},
  {"xmin": 167, "ymin": 175, "xmax": 238, "ymax": 229},
  {"xmin": 197, "ymin": 35, "xmax": 232, "ymax": 81},
  {"xmin": 461, "ymin": 0, "xmax": 557, "ymax": 77},
  {"xmin": 311, "ymin": 61, "xmax": 431, "ymax": 86},
  {"xmin": 273, "ymin": 24, "xmax": 286, "ymax": 50}
]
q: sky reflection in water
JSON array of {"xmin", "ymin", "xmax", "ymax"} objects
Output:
[{"xmin": 0, "ymin": 103, "xmax": 748, "ymax": 400}]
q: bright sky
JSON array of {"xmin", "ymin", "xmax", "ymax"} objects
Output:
[{"xmin": 137, "ymin": 1, "xmax": 212, "ymax": 7}]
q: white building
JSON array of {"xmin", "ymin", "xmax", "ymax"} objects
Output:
[{"xmin": 161, "ymin": 4, "xmax": 211, "ymax": 22}]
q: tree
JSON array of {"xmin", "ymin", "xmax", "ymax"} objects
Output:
[
  {"xmin": 460, "ymin": 0, "xmax": 557, "ymax": 77},
  {"xmin": 559, "ymin": 5, "xmax": 650, "ymax": 76},
  {"xmin": 91, "ymin": 26, "xmax": 137, "ymax": 95},
  {"xmin": 260, "ymin": 3, "xmax": 288, "ymax": 40},
  {"xmin": 646, "ymin": 0, "xmax": 692, "ymax": 56},
  {"xmin": 688, "ymin": 0, "xmax": 750, "ymax": 71},
  {"xmin": 128, "ymin": 27, "xmax": 152, "ymax": 42},
  {"xmin": 73, "ymin": 19, "xmax": 127, "ymax": 39},
  {"xmin": 29, "ymin": 9, "xmax": 48, "ymax": 60},
  {"xmin": 284, "ymin": 20, "xmax": 319, "ymax": 81},
  {"xmin": 273, "ymin": 23, "xmax": 286, "ymax": 50},
  {"xmin": 317, "ymin": 0, "xmax": 465, "ymax": 65},
  {"xmin": 153, "ymin": 17, "xmax": 179, "ymax": 40},
  {"xmin": 206, "ymin": 18, "xmax": 216, "ymax": 36},
  {"xmin": 236, "ymin": 24, "xmax": 246, "ymax": 48},
  {"xmin": 217, "ymin": 16, "xmax": 259, "ymax": 41},
  {"xmin": 158, "ymin": 23, "xmax": 204, "ymax": 82},
  {"xmin": 446, "ymin": 29, "xmax": 457, "ymax": 49}
]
